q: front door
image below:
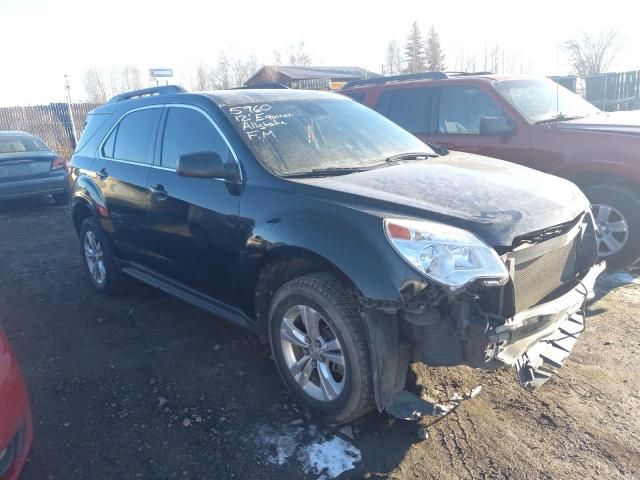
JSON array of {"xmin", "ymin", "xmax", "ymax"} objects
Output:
[
  {"xmin": 145, "ymin": 105, "xmax": 242, "ymax": 304},
  {"xmin": 94, "ymin": 106, "xmax": 162, "ymax": 262},
  {"xmin": 426, "ymin": 85, "xmax": 530, "ymax": 163}
]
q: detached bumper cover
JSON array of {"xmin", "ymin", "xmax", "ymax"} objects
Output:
[{"xmin": 489, "ymin": 260, "xmax": 605, "ymax": 388}]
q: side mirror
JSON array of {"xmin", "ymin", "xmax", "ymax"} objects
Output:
[
  {"xmin": 479, "ymin": 117, "xmax": 517, "ymax": 136},
  {"xmin": 177, "ymin": 151, "xmax": 240, "ymax": 181}
]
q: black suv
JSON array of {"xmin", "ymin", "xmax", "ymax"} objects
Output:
[{"xmin": 70, "ymin": 86, "xmax": 604, "ymax": 424}]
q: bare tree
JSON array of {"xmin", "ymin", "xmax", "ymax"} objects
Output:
[
  {"xmin": 192, "ymin": 62, "xmax": 213, "ymax": 91},
  {"xmin": 403, "ymin": 21, "xmax": 427, "ymax": 73},
  {"xmin": 564, "ymin": 30, "xmax": 622, "ymax": 77},
  {"xmin": 288, "ymin": 41, "xmax": 311, "ymax": 66},
  {"xmin": 120, "ymin": 65, "xmax": 143, "ymax": 92},
  {"xmin": 273, "ymin": 50, "xmax": 283, "ymax": 65},
  {"xmin": 83, "ymin": 68, "xmax": 110, "ymax": 103},
  {"xmin": 214, "ymin": 53, "xmax": 232, "ymax": 90},
  {"xmin": 384, "ymin": 40, "xmax": 403, "ymax": 75},
  {"xmin": 231, "ymin": 54, "xmax": 258, "ymax": 87},
  {"xmin": 425, "ymin": 25, "xmax": 446, "ymax": 71},
  {"xmin": 84, "ymin": 65, "xmax": 145, "ymax": 103}
]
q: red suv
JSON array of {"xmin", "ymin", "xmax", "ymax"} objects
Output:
[{"xmin": 342, "ymin": 73, "xmax": 640, "ymax": 270}]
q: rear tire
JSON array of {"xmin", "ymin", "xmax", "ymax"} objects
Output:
[
  {"xmin": 268, "ymin": 272, "xmax": 374, "ymax": 424},
  {"xmin": 53, "ymin": 191, "xmax": 69, "ymax": 205},
  {"xmin": 79, "ymin": 217, "xmax": 128, "ymax": 295},
  {"xmin": 584, "ymin": 184, "xmax": 640, "ymax": 271}
]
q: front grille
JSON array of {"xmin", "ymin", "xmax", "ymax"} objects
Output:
[{"xmin": 512, "ymin": 235, "xmax": 579, "ymax": 312}]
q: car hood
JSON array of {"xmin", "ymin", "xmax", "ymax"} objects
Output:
[
  {"xmin": 557, "ymin": 110, "xmax": 640, "ymax": 135},
  {"xmin": 291, "ymin": 152, "xmax": 589, "ymax": 246}
]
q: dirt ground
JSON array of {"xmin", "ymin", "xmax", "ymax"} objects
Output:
[{"xmin": 1, "ymin": 199, "xmax": 639, "ymax": 480}]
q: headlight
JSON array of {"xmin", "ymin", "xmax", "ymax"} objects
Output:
[{"xmin": 384, "ymin": 218, "xmax": 509, "ymax": 291}]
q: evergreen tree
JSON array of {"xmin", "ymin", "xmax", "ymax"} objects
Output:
[
  {"xmin": 403, "ymin": 21, "xmax": 427, "ymax": 73},
  {"xmin": 426, "ymin": 25, "xmax": 446, "ymax": 71}
]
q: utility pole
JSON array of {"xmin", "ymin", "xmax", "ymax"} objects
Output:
[{"xmin": 64, "ymin": 75, "xmax": 79, "ymax": 148}]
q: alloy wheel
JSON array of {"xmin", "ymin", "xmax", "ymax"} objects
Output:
[
  {"xmin": 279, "ymin": 304, "xmax": 346, "ymax": 402},
  {"xmin": 593, "ymin": 203, "xmax": 629, "ymax": 257},
  {"xmin": 84, "ymin": 230, "xmax": 107, "ymax": 285}
]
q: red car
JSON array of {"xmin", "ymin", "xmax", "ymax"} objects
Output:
[
  {"xmin": 0, "ymin": 329, "xmax": 32, "ymax": 480},
  {"xmin": 342, "ymin": 73, "xmax": 640, "ymax": 270}
]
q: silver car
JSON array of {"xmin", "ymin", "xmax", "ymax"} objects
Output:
[{"xmin": 0, "ymin": 131, "xmax": 69, "ymax": 204}]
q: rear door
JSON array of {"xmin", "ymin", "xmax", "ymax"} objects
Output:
[
  {"xmin": 145, "ymin": 105, "xmax": 242, "ymax": 303},
  {"xmin": 94, "ymin": 106, "xmax": 162, "ymax": 262},
  {"xmin": 374, "ymin": 86, "xmax": 434, "ymax": 142},
  {"xmin": 426, "ymin": 85, "xmax": 530, "ymax": 162}
]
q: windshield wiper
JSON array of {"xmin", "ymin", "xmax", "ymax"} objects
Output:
[
  {"xmin": 385, "ymin": 152, "xmax": 439, "ymax": 162},
  {"xmin": 535, "ymin": 114, "xmax": 586, "ymax": 125},
  {"xmin": 281, "ymin": 152, "xmax": 439, "ymax": 178},
  {"xmin": 281, "ymin": 167, "xmax": 368, "ymax": 178}
]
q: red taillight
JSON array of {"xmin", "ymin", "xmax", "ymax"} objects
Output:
[{"xmin": 51, "ymin": 156, "xmax": 65, "ymax": 170}]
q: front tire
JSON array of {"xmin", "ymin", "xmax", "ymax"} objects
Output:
[
  {"xmin": 79, "ymin": 217, "xmax": 128, "ymax": 295},
  {"xmin": 584, "ymin": 184, "xmax": 640, "ymax": 271},
  {"xmin": 268, "ymin": 272, "xmax": 374, "ymax": 424}
]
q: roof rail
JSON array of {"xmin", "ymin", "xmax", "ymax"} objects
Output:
[
  {"xmin": 447, "ymin": 71, "xmax": 494, "ymax": 77},
  {"xmin": 107, "ymin": 85, "xmax": 186, "ymax": 104},
  {"xmin": 234, "ymin": 83, "xmax": 290, "ymax": 90},
  {"xmin": 342, "ymin": 71, "xmax": 448, "ymax": 89}
]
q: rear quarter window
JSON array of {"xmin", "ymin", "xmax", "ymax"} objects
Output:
[
  {"xmin": 75, "ymin": 112, "xmax": 112, "ymax": 153},
  {"xmin": 375, "ymin": 88, "xmax": 433, "ymax": 135}
]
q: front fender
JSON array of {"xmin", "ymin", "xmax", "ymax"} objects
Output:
[{"xmin": 242, "ymin": 187, "xmax": 426, "ymax": 305}]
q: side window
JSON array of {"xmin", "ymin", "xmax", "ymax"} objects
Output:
[
  {"xmin": 375, "ymin": 88, "xmax": 432, "ymax": 134},
  {"xmin": 110, "ymin": 108, "xmax": 162, "ymax": 164},
  {"xmin": 102, "ymin": 127, "xmax": 116, "ymax": 158},
  {"xmin": 342, "ymin": 92, "xmax": 366, "ymax": 104},
  {"xmin": 161, "ymin": 108, "xmax": 231, "ymax": 170},
  {"xmin": 437, "ymin": 86, "xmax": 507, "ymax": 135}
]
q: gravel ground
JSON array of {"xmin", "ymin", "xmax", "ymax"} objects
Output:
[{"xmin": 1, "ymin": 199, "xmax": 639, "ymax": 480}]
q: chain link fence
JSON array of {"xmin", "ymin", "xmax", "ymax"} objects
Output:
[{"xmin": 0, "ymin": 103, "xmax": 99, "ymax": 160}]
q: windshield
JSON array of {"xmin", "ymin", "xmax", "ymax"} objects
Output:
[
  {"xmin": 222, "ymin": 97, "xmax": 434, "ymax": 176},
  {"xmin": 494, "ymin": 78, "xmax": 600, "ymax": 124},
  {"xmin": 0, "ymin": 135, "xmax": 49, "ymax": 155}
]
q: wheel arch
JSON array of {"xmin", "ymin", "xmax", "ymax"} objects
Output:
[
  {"xmin": 71, "ymin": 197, "xmax": 95, "ymax": 236},
  {"xmin": 568, "ymin": 170, "xmax": 640, "ymax": 192},
  {"xmin": 252, "ymin": 246, "xmax": 362, "ymax": 339}
]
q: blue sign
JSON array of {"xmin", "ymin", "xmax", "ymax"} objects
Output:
[{"xmin": 149, "ymin": 68, "xmax": 174, "ymax": 78}]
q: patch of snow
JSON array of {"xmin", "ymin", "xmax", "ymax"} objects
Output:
[
  {"xmin": 252, "ymin": 423, "xmax": 361, "ymax": 479},
  {"xmin": 255, "ymin": 424, "xmax": 303, "ymax": 465},
  {"xmin": 300, "ymin": 435, "xmax": 361, "ymax": 480}
]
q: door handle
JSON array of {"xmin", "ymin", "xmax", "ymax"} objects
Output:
[
  {"xmin": 97, "ymin": 167, "xmax": 108, "ymax": 180},
  {"xmin": 149, "ymin": 184, "xmax": 168, "ymax": 201}
]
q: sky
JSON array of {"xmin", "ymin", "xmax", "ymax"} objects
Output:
[{"xmin": 1, "ymin": 0, "xmax": 637, "ymax": 106}]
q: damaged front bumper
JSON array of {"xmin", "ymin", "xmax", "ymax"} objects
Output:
[{"xmin": 490, "ymin": 260, "xmax": 605, "ymax": 388}]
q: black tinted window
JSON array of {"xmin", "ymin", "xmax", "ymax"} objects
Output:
[
  {"xmin": 437, "ymin": 86, "xmax": 507, "ymax": 134},
  {"xmin": 343, "ymin": 92, "xmax": 366, "ymax": 104},
  {"xmin": 112, "ymin": 108, "xmax": 161, "ymax": 164},
  {"xmin": 102, "ymin": 128, "xmax": 116, "ymax": 158},
  {"xmin": 375, "ymin": 88, "xmax": 432, "ymax": 134},
  {"xmin": 161, "ymin": 108, "xmax": 230, "ymax": 169}
]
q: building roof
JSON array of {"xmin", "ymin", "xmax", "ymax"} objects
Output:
[{"xmin": 245, "ymin": 65, "xmax": 380, "ymax": 84}]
